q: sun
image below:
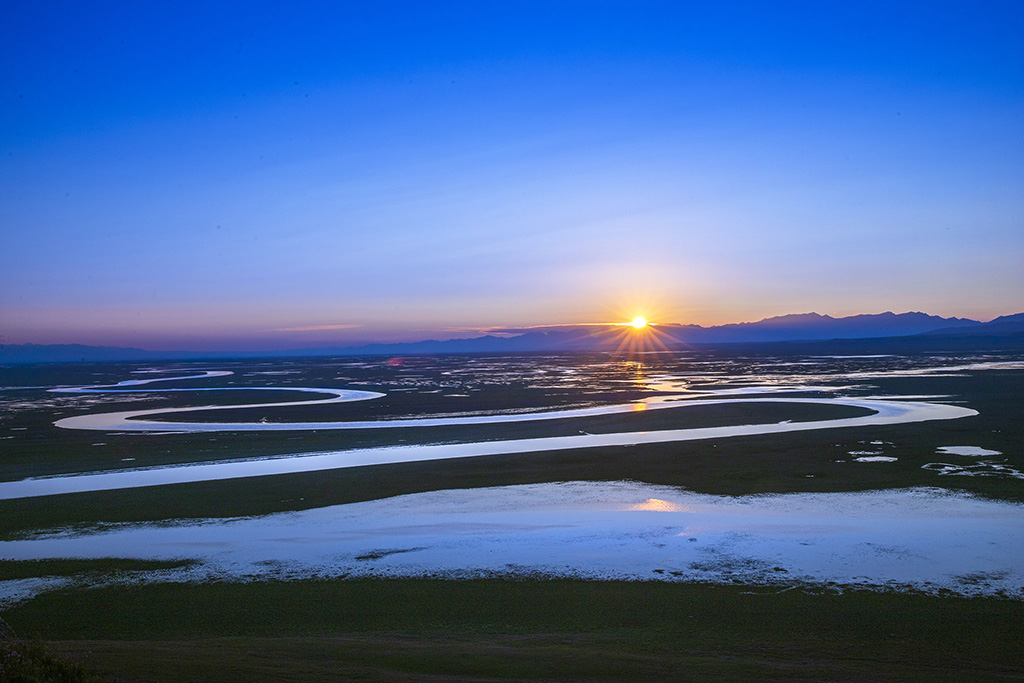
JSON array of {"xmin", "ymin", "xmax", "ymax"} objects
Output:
[{"xmin": 609, "ymin": 314, "xmax": 667, "ymax": 358}]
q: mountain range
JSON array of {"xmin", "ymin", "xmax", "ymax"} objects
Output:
[{"xmin": 3, "ymin": 311, "xmax": 1023, "ymax": 363}]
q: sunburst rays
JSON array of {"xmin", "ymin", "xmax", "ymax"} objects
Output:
[{"xmin": 607, "ymin": 318, "xmax": 674, "ymax": 359}]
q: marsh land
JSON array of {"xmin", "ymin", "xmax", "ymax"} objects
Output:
[{"xmin": 0, "ymin": 349, "xmax": 1022, "ymax": 680}]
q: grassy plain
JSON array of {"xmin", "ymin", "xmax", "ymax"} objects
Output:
[{"xmin": 5, "ymin": 579, "xmax": 1024, "ymax": 681}]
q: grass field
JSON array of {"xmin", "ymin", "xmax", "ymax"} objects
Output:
[{"xmin": 6, "ymin": 579, "xmax": 1024, "ymax": 681}]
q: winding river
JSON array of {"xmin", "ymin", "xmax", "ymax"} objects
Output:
[{"xmin": 0, "ymin": 371, "xmax": 977, "ymax": 500}]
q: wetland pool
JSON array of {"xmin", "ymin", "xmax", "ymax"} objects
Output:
[{"xmin": 2, "ymin": 481, "xmax": 1022, "ymax": 601}]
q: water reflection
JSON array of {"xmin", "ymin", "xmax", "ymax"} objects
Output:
[
  {"xmin": 628, "ymin": 498, "xmax": 693, "ymax": 512},
  {"xmin": 1, "ymin": 482, "xmax": 1020, "ymax": 601}
]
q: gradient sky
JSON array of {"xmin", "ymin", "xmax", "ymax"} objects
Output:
[{"xmin": 3, "ymin": 1, "xmax": 1022, "ymax": 350}]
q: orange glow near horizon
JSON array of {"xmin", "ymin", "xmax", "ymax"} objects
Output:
[{"xmin": 631, "ymin": 316, "xmax": 648, "ymax": 329}]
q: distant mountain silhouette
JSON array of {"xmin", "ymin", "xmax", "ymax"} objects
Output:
[
  {"xmin": 478, "ymin": 312, "xmax": 982, "ymax": 349},
  {"xmin": 0, "ymin": 343, "xmax": 159, "ymax": 363},
  {"xmin": 923, "ymin": 312, "xmax": 1024, "ymax": 337},
  {"xmin": 227, "ymin": 311, "xmax": 1012, "ymax": 355},
  {"xmin": 646, "ymin": 311, "xmax": 980, "ymax": 344},
  {"xmin": 4, "ymin": 311, "xmax": 1022, "ymax": 363}
]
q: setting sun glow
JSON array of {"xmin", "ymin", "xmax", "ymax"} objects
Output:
[{"xmin": 631, "ymin": 317, "xmax": 648, "ymax": 329}]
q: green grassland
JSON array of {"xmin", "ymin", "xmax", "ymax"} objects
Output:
[{"xmin": 6, "ymin": 579, "xmax": 1024, "ymax": 682}]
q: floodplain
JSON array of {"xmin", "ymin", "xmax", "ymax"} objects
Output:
[{"xmin": 1, "ymin": 349, "xmax": 1022, "ymax": 680}]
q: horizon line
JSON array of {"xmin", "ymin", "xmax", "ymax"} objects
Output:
[{"xmin": 3, "ymin": 309, "xmax": 1020, "ymax": 355}]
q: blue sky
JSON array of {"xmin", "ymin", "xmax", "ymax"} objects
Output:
[{"xmin": 2, "ymin": 1, "xmax": 1022, "ymax": 350}]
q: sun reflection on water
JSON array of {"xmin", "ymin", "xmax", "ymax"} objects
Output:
[{"xmin": 628, "ymin": 498, "xmax": 693, "ymax": 512}]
